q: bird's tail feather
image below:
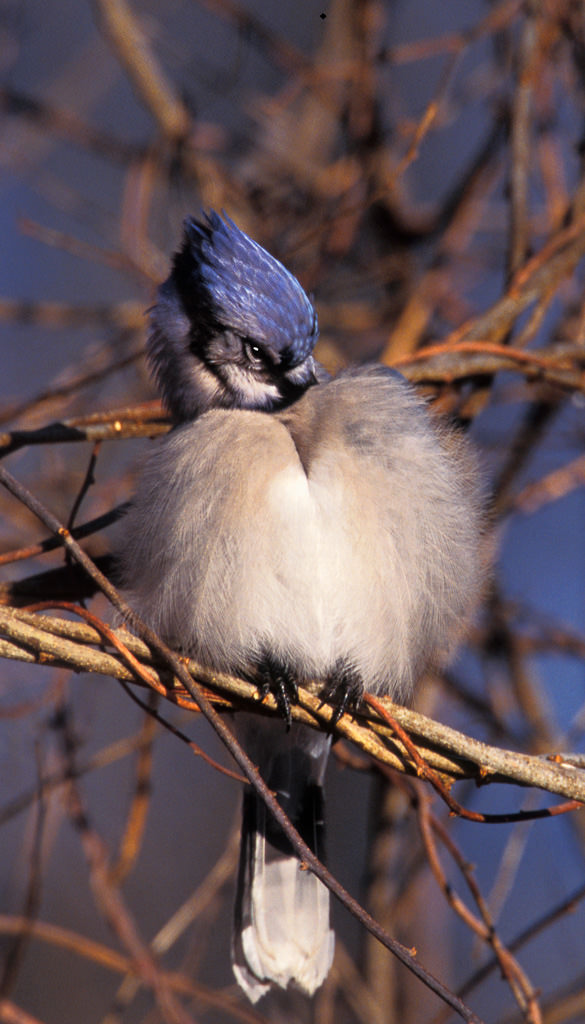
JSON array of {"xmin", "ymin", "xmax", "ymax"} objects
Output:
[{"xmin": 232, "ymin": 722, "xmax": 334, "ymax": 1002}]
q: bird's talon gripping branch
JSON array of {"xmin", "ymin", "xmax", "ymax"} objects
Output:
[
  {"xmin": 255, "ymin": 651, "xmax": 299, "ymax": 728},
  {"xmin": 321, "ymin": 660, "xmax": 363, "ymax": 727}
]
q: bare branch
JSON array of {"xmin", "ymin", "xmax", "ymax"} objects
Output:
[{"xmin": 0, "ymin": 606, "xmax": 583, "ymax": 808}]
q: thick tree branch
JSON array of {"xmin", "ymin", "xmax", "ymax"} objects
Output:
[{"xmin": 0, "ymin": 605, "xmax": 583, "ymax": 806}]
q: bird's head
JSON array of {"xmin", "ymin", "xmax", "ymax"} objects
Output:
[{"xmin": 148, "ymin": 211, "xmax": 319, "ymax": 421}]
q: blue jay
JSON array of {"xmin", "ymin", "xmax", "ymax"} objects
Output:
[{"xmin": 120, "ymin": 212, "xmax": 484, "ymax": 1002}]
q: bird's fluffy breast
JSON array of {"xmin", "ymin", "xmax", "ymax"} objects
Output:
[{"xmin": 120, "ymin": 368, "xmax": 483, "ymax": 698}]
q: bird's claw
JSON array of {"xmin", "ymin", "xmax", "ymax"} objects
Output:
[
  {"xmin": 255, "ymin": 651, "xmax": 299, "ymax": 729},
  {"xmin": 321, "ymin": 661, "xmax": 363, "ymax": 727}
]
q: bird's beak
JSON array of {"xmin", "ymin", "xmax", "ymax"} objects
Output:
[{"xmin": 285, "ymin": 355, "xmax": 319, "ymax": 389}]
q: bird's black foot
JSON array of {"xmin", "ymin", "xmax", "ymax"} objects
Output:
[
  {"xmin": 254, "ymin": 650, "xmax": 299, "ymax": 729},
  {"xmin": 321, "ymin": 660, "xmax": 363, "ymax": 727}
]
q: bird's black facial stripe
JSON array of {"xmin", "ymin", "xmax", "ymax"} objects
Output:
[
  {"xmin": 187, "ymin": 319, "xmax": 313, "ymax": 412},
  {"xmin": 196, "ymin": 331, "xmax": 275, "ymax": 392},
  {"xmin": 240, "ymin": 337, "xmax": 300, "ymax": 386}
]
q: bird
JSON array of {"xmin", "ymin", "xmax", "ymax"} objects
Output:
[{"xmin": 119, "ymin": 210, "xmax": 484, "ymax": 1003}]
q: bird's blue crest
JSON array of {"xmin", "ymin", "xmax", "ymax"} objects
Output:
[{"xmin": 177, "ymin": 211, "xmax": 318, "ymax": 364}]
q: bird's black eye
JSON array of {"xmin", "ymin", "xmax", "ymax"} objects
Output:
[{"xmin": 242, "ymin": 339, "xmax": 264, "ymax": 366}]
